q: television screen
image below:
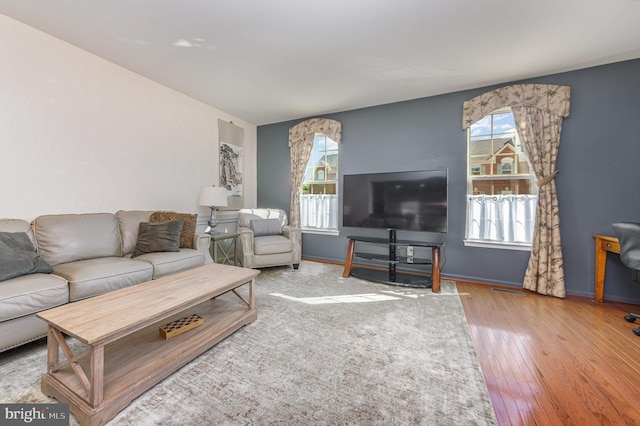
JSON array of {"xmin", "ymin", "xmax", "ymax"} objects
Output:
[{"xmin": 342, "ymin": 170, "xmax": 448, "ymax": 233}]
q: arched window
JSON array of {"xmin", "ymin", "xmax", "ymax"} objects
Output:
[
  {"xmin": 289, "ymin": 118, "xmax": 341, "ymax": 232},
  {"xmin": 465, "ymin": 108, "xmax": 537, "ymax": 246},
  {"xmin": 500, "ymin": 158, "xmax": 513, "ymax": 175},
  {"xmin": 299, "ymin": 133, "xmax": 339, "ymax": 232}
]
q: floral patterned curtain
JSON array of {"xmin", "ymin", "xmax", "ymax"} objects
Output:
[
  {"xmin": 288, "ymin": 118, "xmax": 342, "ymax": 227},
  {"xmin": 463, "ymin": 84, "xmax": 570, "ymax": 298}
]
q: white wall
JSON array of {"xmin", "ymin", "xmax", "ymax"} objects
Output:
[{"xmin": 0, "ymin": 15, "xmax": 257, "ymax": 222}]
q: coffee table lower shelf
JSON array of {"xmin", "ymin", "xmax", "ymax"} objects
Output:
[{"xmin": 41, "ymin": 295, "xmax": 255, "ymax": 426}]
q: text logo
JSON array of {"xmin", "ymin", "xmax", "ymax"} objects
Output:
[{"xmin": 0, "ymin": 404, "xmax": 68, "ymax": 425}]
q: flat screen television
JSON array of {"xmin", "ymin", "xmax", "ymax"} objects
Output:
[{"xmin": 342, "ymin": 169, "xmax": 448, "ymax": 233}]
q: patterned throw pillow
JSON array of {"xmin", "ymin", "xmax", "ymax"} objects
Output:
[{"xmin": 150, "ymin": 211, "xmax": 197, "ymax": 248}]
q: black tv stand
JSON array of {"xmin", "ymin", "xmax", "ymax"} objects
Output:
[{"xmin": 342, "ymin": 229, "xmax": 443, "ymax": 291}]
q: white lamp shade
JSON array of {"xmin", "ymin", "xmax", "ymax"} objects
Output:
[{"xmin": 198, "ymin": 186, "xmax": 228, "ymax": 207}]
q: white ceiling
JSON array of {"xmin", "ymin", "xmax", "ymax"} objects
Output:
[{"xmin": 2, "ymin": 0, "xmax": 640, "ymax": 125}]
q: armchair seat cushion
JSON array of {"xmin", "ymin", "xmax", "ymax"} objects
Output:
[{"xmin": 253, "ymin": 235, "xmax": 294, "ymax": 255}]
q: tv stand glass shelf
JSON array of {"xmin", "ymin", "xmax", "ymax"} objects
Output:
[{"xmin": 342, "ymin": 230, "xmax": 444, "ymax": 292}]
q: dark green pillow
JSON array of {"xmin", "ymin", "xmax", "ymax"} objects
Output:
[
  {"xmin": 0, "ymin": 232, "xmax": 53, "ymax": 282},
  {"xmin": 132, "ymin": 219, "xmax": 184, "ymax": 258}
]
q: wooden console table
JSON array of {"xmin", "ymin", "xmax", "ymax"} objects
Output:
[
  {"xmin": 37, "ymin": 263, "xmax": 259, "ymax": 426},
  {"xmin": 593, "ymin": 234, "xmax": 620, "ymax": 303}
]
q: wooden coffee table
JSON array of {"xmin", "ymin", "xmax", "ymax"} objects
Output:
[{"xmin": 37, "ymin": 263, "xmax": 259, "ymax": 426}]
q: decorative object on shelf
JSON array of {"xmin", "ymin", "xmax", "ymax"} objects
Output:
[{"xmin": 198, "ymin": 185, "xmax": 228, "ymax": 234}]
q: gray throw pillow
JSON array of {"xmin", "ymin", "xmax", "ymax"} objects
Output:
[
  {"xmin": 0, "ymin": 232, "xmax": 53, "ymax": 282},
  {"xmin": 132, "ymin": 219, "xmax": 184, "ymax": 258},
  {"xmin": 250, "ymin": 218, "xmax": 282, "ymax": 237}
]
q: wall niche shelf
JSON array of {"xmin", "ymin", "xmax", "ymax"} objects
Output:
[{"xmin": 342, "ymin": 230, "xmax": 444, "ymax": 292}]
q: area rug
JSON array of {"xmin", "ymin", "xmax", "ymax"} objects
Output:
[{"xmin": 0, "ymin": 261, "xmax": 496, "ymax": 425}]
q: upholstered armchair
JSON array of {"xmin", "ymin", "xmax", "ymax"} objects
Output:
[{"xmin": 237, "ymin": 208, "xmax": 301, "ymax": 269}]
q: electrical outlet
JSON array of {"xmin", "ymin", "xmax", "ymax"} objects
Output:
[{"xmin": 406, "ymin": 246, "xmax": 414, "ymax": 257}]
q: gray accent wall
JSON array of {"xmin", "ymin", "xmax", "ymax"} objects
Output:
[{"xmin": 257, "ymin": 59, "xmax": 640, "ymax": 303}]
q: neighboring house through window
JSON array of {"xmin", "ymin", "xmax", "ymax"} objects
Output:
[
  {"xmin": 466, "ymin": 108, "xmax": 537, "ymax": 247},
  {"xmin": 300, "ymin": 133, "xmax": 339, "ymax": 233}
]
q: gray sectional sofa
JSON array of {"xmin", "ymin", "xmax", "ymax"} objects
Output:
[{"xmin": 0, "ymin": 210, "xmax": 211, "ymax": 352}]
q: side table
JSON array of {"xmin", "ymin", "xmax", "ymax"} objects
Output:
[
  {"xmin": 593, "ymin": 234, "xmax": 621, "ymax": 302},
  {"xmin": 210, "ymin": 232, "xmax": 239, "ymax": 266}
]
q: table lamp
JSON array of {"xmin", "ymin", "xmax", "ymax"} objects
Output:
[{"xmin": 198, "ymin": 185, "xmax": 228, "ymax": 233}]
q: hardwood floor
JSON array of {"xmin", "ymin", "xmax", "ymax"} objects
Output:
[{"xmin": 456, "ymin": 280, "xmax": 640, "ymax": 426}]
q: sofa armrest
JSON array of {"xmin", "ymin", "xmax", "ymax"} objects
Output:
[
  {"xmin": 282, "ymin": 225, "xmax": 302, "ymax": 263},
  {"xmin": 192, "ymin": 233, "xmax": 213, "ymax": 264},
  {"xmin": 238, "ymin": 227, "xmax": 255, "ymax": 268}
]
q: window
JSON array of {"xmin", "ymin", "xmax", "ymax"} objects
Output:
[
  {"xmin": 466, "ymin": 108, "xmax": 537, "ymax": 247},
  {"xmin": 499, "ymin": 158, "xmax": 513, "ymax": 175},
  {"xmin": 299, "ymin": 133, "xmax": 339, "ymax": 233}
]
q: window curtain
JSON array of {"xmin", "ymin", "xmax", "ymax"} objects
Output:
[
  {"xmin": 288, "ymin": 118, "xmax": 342, "ymax": 227},
  {"xmin": 463, "ymin": 84, "xmax": 570, "ymax": 298},
  {"xmin": 467, "ymin": 194, "xmax": 537, "ymax": 244},
  {"xmin": 300, "ymin": 194, "xmax": 339, "ymax": 229}
]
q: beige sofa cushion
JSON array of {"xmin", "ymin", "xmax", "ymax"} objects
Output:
[
  {"xmin": 33, "ymin": 213, "xmax": 122, "ymax": 266},
  {"xmin": 116, "ymin": 210, "xmax": 153, "ymax": 255},
  {"xmin": 0, "ymin": 273, "xmax": 68, "ymax": 322},
  {"xmin": 134, "ymin": 249, "xmax": 204, "ymax": 279},
  {"xmin": 53, "ymin": 257, "xmax": 153, "ymax": 302},
  {"xmin": 0, "ymin": 219, "xmax": 35, "ymax": 243}
]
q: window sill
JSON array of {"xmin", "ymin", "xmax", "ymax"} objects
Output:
[
  {"xmin": 302, "ymin": 228, "xmax": 339, "ymax": 236},
  {"xmin": 464, "ymin": 239, "xmax": 531, "ymax": 251}
]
